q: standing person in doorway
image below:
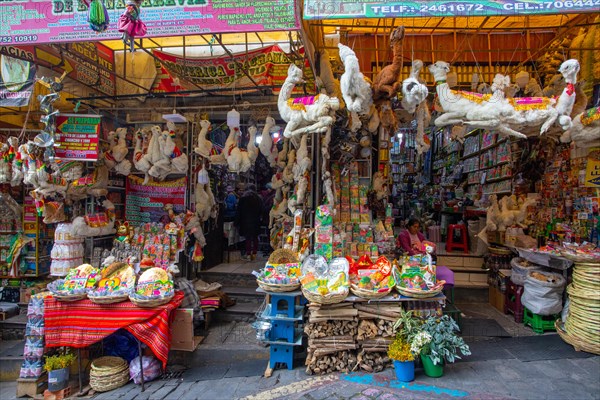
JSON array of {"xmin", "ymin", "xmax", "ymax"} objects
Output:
[
  {"xmin": 236, "ymin": 184, "xmax": 263, "ymax": 261},
  {"xmin": 397, "ymin": 218, "xmax": 429, "ymax": 256}
]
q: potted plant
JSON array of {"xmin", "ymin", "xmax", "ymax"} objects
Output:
[
  {"xmin": 389, "ymin": 309, "xmax": 425, "ymax": 382},
  {"xmin": 44, "ymin": 352, "xmax": 76, "ymax": 391},
  {"xmin": 387, "ymin": 337, "xmax": 415, "ymax": 382},
  {"xmin": 419, "ymin": 315, "xmax": 471, "ymax": 377}
]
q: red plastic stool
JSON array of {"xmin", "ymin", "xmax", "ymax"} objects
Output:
[
  {"xmin": 504, "ymin": 280, "xmax": 524, "ymax": 323},
  {"xmin": 446, "ymin": 224, "xmax": 469, "ymax": 253}
]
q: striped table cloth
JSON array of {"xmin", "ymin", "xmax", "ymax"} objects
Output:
[{"xmin": 44, "ymin": 291, "xmax": 184, "ymax": 368}]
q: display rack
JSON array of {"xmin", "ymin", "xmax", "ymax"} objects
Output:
[
  {"xmin": 462, "ymin": 131, "xmax": 513, "ymax": 197},
  {"xmin": 257, "ymin": 289, "xmax": 305, "ymax": 371},
  {"xmin": 20, "ymin": 194, "xmax": 52, "ymax": 278}
]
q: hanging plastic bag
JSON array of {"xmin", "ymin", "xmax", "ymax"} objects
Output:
[{"xmin": 129, "ymin": 355, "xmax": 161, "ymax": 385}]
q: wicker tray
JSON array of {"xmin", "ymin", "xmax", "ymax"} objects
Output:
[
  {"xmin": 489, "ymin": 246, "xmax": 513, "ymax": 255},
  {"xmin": 51, "ymin": 293, "xmax": 87, "ymax": 302},
  {"xmin": 268, "ymin": 249, "xmax": 299, "ymax": 264},
  {"xmin": 555, "ymin": 320, "xmax": 600, "ymax": 356},
  {"xmin": 129, "ymin": 293, "xmax": 174, "ymax": 308},
  {"xmin": 396, "ymin": 281, "xmax": 445, "ymax": 299},
  {"xmin": 350, "ymin": 284, "xmax": 392, "ymax": 299},
  {"xmin": 90, "ymin": 368, "xmax": 130, "ymax": 392},
  {"xmin": 88, "ymin": 293, "xmax": 130, "ymax": 305},
  {"xmin": 91, "ymin": 356, "xmax": 128, "ymax": 376},
  {"xmin": 302, "ymin": 287, "xmax": 348, "ymax": 304},
  {"xmin": 561, "ymin": 253, "xmax": 600, "ymax": 264},
  {"xmin": 257, "ymin": 280, "xmax": 300, "ymax": 293}
]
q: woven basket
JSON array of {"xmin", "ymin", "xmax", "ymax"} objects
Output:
[
  {"xmin": 555, "ymin": 319, "xmax": 600, "ymax": 355},
  {"xmin": 350, "ymin": 284, "xmax": 392, "ymax": 299},
  {"xmin": 129, "ymin": 293, "xmax": 174, "ymax": 308},
  {"xmin": 90, "ymin": 368, "xmax": 130, "ymax": 392},
  {"xmin": 396, "ymin": 282, "xmax": 445, "ymax": 299},
  {"xmin": 88, "ymin": 293, "xmax": 130, "ymax": 305},
  {"xmin": 91, "ymin": 356, "xmax": 128, "ymax": 376},
  {"xmin": 489, "ymin": 246, "xmax": 513, "ymax": 255},
  {"xmin": 51, "ymin": 293, "xmax": 87, "ymax": 302},
  {"xmin": 561, "ymin": 253, "xmax": 600, "ymax": 263},
  {"xmin": 268, "ymin": 249, "xmax": 299, "ymax": 264},
  {"xmin": 257, "ymin": 280, "xmax": 300, "ymax": 293},
  {"xmin": 302, "ymin": 287, "xmax": 348, "ymax": 304}
]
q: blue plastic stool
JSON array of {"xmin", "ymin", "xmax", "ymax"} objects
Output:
[{"xmin": 269, "ymin": 344, "xmax": 294, "ymax": 370}]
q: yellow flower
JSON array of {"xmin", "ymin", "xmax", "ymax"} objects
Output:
[{"xmin": 387, "ymin": 338, "xmax": 415, "ymax": 362}]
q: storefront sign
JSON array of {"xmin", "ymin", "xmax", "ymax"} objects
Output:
[
  {"xmin": 54, "ymin": 114, "xmax": 101, "ymax": 161},
  {"xmin": 38, "ymin": 43, "xmax": 116, "ymax": 96},
  {"xmin": 0, "ymin": 53, "xmax": 35, "ymax": 107},
  {"xmin": 0, "ymin": 0, "xmax": 299, "ymax": 46},
  {"xmin": 584, "ymin": 148, "xmax": 600, "ymax": 188},
  {"xmin": 152, "ymin": 45, "xmax": 313, "ymax": 93},
  {"xmin": 304, "ymin": 0, "xmax": 600, "ymax": 18},
  {"xmin": 126, "ymin": 176, "xmax": 187, "ymax": 224}
]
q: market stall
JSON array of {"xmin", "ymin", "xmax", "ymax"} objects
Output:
[{"xmin": 1, "ymin": 0, "xmax": 600, "ymax": 396}]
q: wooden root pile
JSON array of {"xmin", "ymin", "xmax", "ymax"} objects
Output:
[
  {"xmin": 305, "ymin": 303, "xmax": 358, "ymax": 375},
  {"xmin": 355, "ymin": 350, "xmax": 391, "ymax": 373},
  {"xmin": 353, "ymin": 303, "xmax": 400, "ymax": 372},
  {"xmin": 304, "ymin": 301, "xmax": 400, "ymax": 374}
]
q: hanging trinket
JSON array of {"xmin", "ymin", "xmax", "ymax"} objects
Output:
[
  {"xmin": 88, "ymin": 0, "xmax": 110, "ymax": 33},
  {"xmin": 118, "ymin": 0, "xmax": 147, "ymax": 52}
]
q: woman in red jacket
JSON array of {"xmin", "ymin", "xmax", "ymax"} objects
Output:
[{"xmin": 397, "ymin": 218, "xmax": 428, "ymax": 256}]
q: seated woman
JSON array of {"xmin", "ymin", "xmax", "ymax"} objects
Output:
[{"xmin": 397, "ymin": 218, "xmax": 430, "ymax": 256}]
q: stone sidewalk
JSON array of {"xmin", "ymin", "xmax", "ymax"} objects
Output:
[{"xmin": 1, "ymin": 351, "xmax": 598, "ymax": 399}]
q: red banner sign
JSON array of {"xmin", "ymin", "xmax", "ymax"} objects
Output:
[{"xmin": 152, "ymin": 45, "xmax": 314, "ymax": 94}]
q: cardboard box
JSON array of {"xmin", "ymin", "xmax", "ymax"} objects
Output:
[
  {"xmin": 170, "ymin": 308, "xmax": 203, "ymax": 352},
  {"xmin": 488, "ymin": 286, "xmax": 505, "ymax": 313},
  {"xmin": 20, "ymin": 288, "xmax": 38, "ymax": 304}
]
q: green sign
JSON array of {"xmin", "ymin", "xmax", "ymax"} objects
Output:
[
  {"xmin": 303, "ymin": 0, "xmax": 600, "ymax": 19},
  {"xmin": 55, "ymin": 114, "xmax": 100, "ymax": 161}
]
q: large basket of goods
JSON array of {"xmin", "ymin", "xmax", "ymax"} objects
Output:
[
  {"xmin": 300, "ymin": 255, "xmax": 349, "ymax": 304},
  {"xmin": 350, "ymin": 255, "xmax": 395, "ymax": 299},
  {"xmin": 256, "ymin": 262, "xmax": 301, "ymax": 292},
  {"xmin": 395, "ymin": 252, "xmax": 445, "ymax": 299},
  {"xmin": 129, "ymin": 267, "xmax": 174, "ymax": 308},
  {"xmin": 89, "ymin": 356, "xmax": 130, "ymax": 392},
  {"xmin": 560, "ymin": 243, "xmax": 600, "ymax": 263},
  {"xmin": 510, "ymin": 257, "xmax": 544, "ymax": 286},
  {"xmin": 47, "ymin": 264, "xmax": 98, "ymax": 301},
  {"xmin": 88, "ymin": 262, "xmax": 136, "ymax": 304}
]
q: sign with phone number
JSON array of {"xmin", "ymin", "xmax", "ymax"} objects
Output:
[{"xmin": 303, "ymin": 0, "xmax": 600, "ymax": 19}]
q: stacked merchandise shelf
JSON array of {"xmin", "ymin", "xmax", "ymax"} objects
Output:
[
  {"xmin": 529, "ymin": 146, "xmax": 598, "ymax": 245},
  {"xmin": 390, "ymin": 129, "xmax": 417, "ymax": 222},
  {"xmin": 463, "ymin": 131, "xmax": 513, "ymax": 198},
  {"xmin": 332, "ymin": 162, "xmax": 380, "ymax": 259},
  {"xmin": 22, "ymin": 195, "xmax": 52, "ymax": 278},
  {"xmin": 432, "ymin": 128, "xmax": 461, "ymax": 188}
]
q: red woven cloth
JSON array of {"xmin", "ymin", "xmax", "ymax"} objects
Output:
[{"xmin": 44, "ymin": 291, "xmax": 184, "ymax": 368}]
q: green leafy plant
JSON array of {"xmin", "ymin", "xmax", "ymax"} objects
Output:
[
  {"xmin": 420, "ymin": 315, "xmax": 471, "ymax": 366},
  {"xmin": 387, "ymin": 337, "xmax": 414, "ymax": 362},
  {"xmin": 392, "ymin": 309, "xmax": 422, "ymax": 342},
  {"xmin": 44, "ymin": 352, "xmax": 76, "ymax": 372}
]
